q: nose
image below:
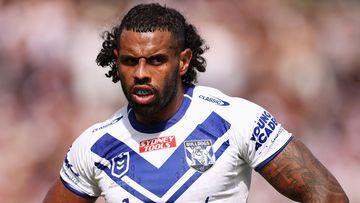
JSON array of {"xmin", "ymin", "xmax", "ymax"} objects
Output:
[{"xmin": 134, "ymin": 58, "xmax": 150, "ymax": 84}]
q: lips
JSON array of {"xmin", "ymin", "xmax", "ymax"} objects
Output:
[{"xmin": 131, "ymin": 85, "xmax": 156, "ymax": 105}]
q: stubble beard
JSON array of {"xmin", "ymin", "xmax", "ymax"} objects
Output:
[{"xmin": 121, "ymin": 67, "xmax": 181, "ymax": 120}]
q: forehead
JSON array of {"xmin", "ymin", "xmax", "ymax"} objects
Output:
[{"xmin": 119, "ymin": 30, "xmax": 175, "ymax": 56}]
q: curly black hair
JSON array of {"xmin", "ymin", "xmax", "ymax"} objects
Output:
[{"xmin": 96, "ymin": 3, "xmax": 208, "ymax": 86}]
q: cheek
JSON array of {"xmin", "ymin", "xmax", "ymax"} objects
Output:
[
  {"xmin": 117, "ymin": 70, "xmax": 132, "ymax": 90},
  {"xmin": 156, "ymin": 68, "xmax": 177, "ymax": 85},
  {"xmin": 163, "ymin": 67, "xmax": 180, "ymax": 87},
  {"xmin": 117, "ymin": 67, "xmax": 130, "ymax": 81}
]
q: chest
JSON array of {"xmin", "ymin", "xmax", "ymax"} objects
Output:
[
  {"xmin": 90, "ymin": 112, "xmax": 250, "ymax": 202},
  {"xmin": 95, "ymin": 142, "xmax": 249, "ymax": 203}
]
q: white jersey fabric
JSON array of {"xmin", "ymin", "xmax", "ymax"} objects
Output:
[{"xmin": 60, "ymin": 85, "xmax": 293, "ymax": 203}]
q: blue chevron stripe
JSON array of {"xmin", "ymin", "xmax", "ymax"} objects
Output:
[{"xmin": 91, "ymin": 112, "xmax": 231, "ymax": 201}]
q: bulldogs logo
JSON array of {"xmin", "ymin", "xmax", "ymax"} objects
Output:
[{"xmin": 184, "ymin": 140, "xmax": 215, "ymax": 172}]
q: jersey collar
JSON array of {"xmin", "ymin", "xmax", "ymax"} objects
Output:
[{"xmin": 127, "ymin": 85, "xmax": 195, "ymax": 134}]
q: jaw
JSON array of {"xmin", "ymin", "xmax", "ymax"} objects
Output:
[{"xmin": 131, "ymin": 83, "xmax": 185, "ymax": 124}]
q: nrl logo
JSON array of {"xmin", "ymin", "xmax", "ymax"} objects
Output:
[
  {"xmin": 184, "ymin": 140, "xmax": 215, "ymax": 172},
  {"xmin": 111, "ymin": 152, "xmax": 130, "ymax": 179}
]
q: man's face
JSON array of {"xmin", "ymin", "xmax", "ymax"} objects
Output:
[{"xmin": 115, "ymin": 30, "xmax": 191, "ymax": 123}]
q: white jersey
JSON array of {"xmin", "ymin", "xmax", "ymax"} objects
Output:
[{"xmin": 60, "ymin": 85, "xmax": 293, "ymax": 203}]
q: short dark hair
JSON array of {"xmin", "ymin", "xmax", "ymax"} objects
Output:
[{"xmin": 96, "ymin": 3, "xmax": 208, "ymax": 86}]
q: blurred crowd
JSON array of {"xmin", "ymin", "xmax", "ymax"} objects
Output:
[{"xmin": 0, "ymin": 0, "xmax": 359, "ymax": 202}]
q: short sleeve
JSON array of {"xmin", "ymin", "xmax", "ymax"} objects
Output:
[
  {"xmin": 60, "ymin": 131, "xmax": 101, "ymax": 198},
  {"xmin": 236, "ymin": 101, "xmax": 293, "ymax": 171}
]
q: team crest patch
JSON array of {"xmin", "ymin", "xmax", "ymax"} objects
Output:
[{"xmin": 184, "ymin": 140, "xmax": 215, "ymax": 172}]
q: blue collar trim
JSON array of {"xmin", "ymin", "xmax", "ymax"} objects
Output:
[{"xmin": 128, "ymin": 85, "xmax": 194, "ymax": 134}]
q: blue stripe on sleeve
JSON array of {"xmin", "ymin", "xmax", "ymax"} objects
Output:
[
  {"xmin": 255, "ymin": 136, "xmax": 294, "ymax": 172},
  {"xmin": 60, "ymin": 176, "xmax": 95, "ymax": 198}
]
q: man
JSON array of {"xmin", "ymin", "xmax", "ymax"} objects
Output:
[{"xmin": 43, "ymin": 3, "xmax": 348, "ymax": 203}]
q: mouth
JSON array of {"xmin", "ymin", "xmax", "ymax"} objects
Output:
[{"xmin": 131, "ymin": 85, "xmax": 156, "ymax": 105}]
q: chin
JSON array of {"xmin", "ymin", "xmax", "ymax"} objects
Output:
[{"xmin": 132, "ymin": 103, "xmax": 159, "ymax": 116}]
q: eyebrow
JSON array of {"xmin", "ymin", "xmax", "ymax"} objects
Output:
[
  {"xmin": 118, "ymin": 55, "xmax": 137, "ymax": 60},
  {"xmin": 118, "ymin": 53, "xmax": 169, "ymax": 60},
  {"xmin": 118, "ymin": 53, "xmax": 170, "ymax": 66}
]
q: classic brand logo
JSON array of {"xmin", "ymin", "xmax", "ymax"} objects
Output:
[
  {"xmin": 92, "ymin": 116, "xmax": 123, "ymax": 133},
  {"xmin": 184, "ymin": 140, "xmax": 215, "ymax": 172},
  {"xmin": 199, "ymin": 95, "xmax": 230, "ymax": 106},
  {"xmin": 139, "ymin": 135, "xmax": 176, "ymax": 153}
]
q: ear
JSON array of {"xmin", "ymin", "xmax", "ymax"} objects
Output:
[
  {"xmin": 179, "ymin": 48, "xmax": 192, "ymax": 76},
  {"xmin": 113, "ymin": 49, "xmax": 119, "ymax": 58}
]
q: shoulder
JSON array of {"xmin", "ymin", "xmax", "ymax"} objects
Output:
[
  {"xmin": 73, "ymin": 107, "xmax": 127, "ymax": 148},
  {"xmin": 90, "ymin": 108, "xmax": 126, "ymax": 134},
  {"xmin": 192, "ymin": 85, "xmax": 283, "ymax": 142},
  {"xmin": 63, "ymin": 107, "xmax": 128, "ymax": 174},
  {"xmin": 193, "ymin": 85, "xmax": 266, "ymax": 120}
]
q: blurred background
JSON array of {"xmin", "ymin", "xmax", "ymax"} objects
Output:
[{"xmin": 0, "ymin": 0, "xmax": 359, "ymax": 202}]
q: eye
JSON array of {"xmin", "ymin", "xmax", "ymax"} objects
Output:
[
  {"xmin": 119, "ymin": 56, "xmax": 139, "ymax": 66},
  {"xmin": 146, "ymin": 55, "xmax": 168, "ymax": 66}
]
